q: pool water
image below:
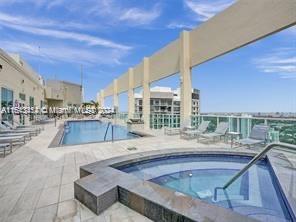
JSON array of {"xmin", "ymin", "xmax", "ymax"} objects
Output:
[
  {"xmin": 61, "ymin": 120, "xmax": 140, "ymax": 145},
  {"xmin": 118, "ymin": 155, "xmax": 293, "ymax": 221}
]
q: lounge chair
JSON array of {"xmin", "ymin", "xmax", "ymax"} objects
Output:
[
  {"xmin": 180, "ymin": 121, "xmax": 210, "ymax": 139},
  {"xmin": 3, "ymin": 121, "xmax": 41, "ymax": 133},
  {"xmin": 235, "ymin": 125, "xmax": 269, "ymax": 148},
  {"xmin": 35, "ymin": 115, "xmax": 52, "ymax": 124},
  {"xmin": 0, "ymin": 135, "xmax": 26, "ymax": 146},
  {"xmin": 13, "ymin": 120, "xmax": 44, "ymax": 131},
  {"xmin": 0, "ymin": 123, "xmax": 38, "ymax": 136},
  {"xmin": 0, "ymin": 132, "xmax": 31, "ymax": 140},
  {"xmin": 198, "ymin": 122, "xmax": 229, "ymax": 142},
  {"xmin": 164, "ymin": 127, "xmax": 180, "ymax": 135},
  {"xmin": 127, "ymin": 118, "xmax": 144, "ymax": 124},
  {"xmin": 165, "ymin": 119, "xmax": 191, "ymax": 136},
  {"xmin": 0, "ymin": 143, "xmax": 12, "ymax": 157}
]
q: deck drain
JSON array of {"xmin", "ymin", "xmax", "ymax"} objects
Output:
[{"xmin": 127, "ymin": 146, "xmax": 137, "ymax": 151}]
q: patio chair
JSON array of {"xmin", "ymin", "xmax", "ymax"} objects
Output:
[
  {"xmin": 13, "ymin": 120, "xmax": 44, "ymax": 131},
  {"xmin": 180, "ymin": 121, "xmax": 210, "ymax": 140},
  {"xmin": 164, "ymin": 119, "xmax": 191, "ymax": 136},
  {"xmin": 235, "ymin": 125, "xmax": 269, "ymax": 148},
  {"xmin": 3, "ymin": 121, "xmax": 41, "ymax": 133},
  {"xmin": 0, "ymin": 135, "xmax": 26, "ymax": 146},
  {"xmin": 0, "ymin": 123, "xmax": 38, "ymax": 136},
  {"xmin": 197, "ymin": 122, "xmax": 229, "ymax": 142},
  {"xmin": 0, "ymin": 143, "xmax": 12, "ymax": 157},
  {"xmin": 127, "ymin": 118, "xmax": 144, "ymax": 124},
  {"xmin": 0, "ymin": 132, "xmax": 31, "ymax": 140},
  {"xmin": 35, "ymin": 115, "xmax": 53, "ymax": 125}
]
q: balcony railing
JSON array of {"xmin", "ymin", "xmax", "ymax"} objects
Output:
[
  {"xmin": 114, "ymin": 112, "xmax": 128, "ymax": 120},
  {"xmin": 114, "ymin": 113, "xmax": 296, "ymax": 145}
]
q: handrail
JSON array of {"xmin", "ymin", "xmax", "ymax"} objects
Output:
[
  {"xmin": 223, "ymin": 142, "xmax": 296, "ymax": 190},
  {"xmin": 104, "ymin": 122, "xmax": 111, "ymax": 141},
  {"xmin": 111, "ymin": 124, "xmax": 114, "ymax": 143}
]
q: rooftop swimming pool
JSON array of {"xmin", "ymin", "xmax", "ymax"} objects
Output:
[
  {"xmin": 61, "ymin": 120, "xmax": 140, "ymax": 145},
  {"xmin": 117, "ymin": 155, "xmax": 294, "ymax": 221}
]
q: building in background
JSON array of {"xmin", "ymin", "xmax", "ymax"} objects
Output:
[
  {"xmin": 0, "ymin": 50, "xmax": 45, "ymax": 123},
  {"xmin": 45, "ymin": 80, "xmax": 82, "ymax": 108},
  {"xmin": 134, "ymin": 86, "xmax": 200, "ymax": 115},
  {"xmin": 0, "ymin": 49, "xmax": 83, "ymax": 123}
]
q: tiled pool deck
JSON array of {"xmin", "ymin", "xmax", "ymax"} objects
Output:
[{"xmin": 0, "ymin": 119, "xmax": 295, "ymax": 222}]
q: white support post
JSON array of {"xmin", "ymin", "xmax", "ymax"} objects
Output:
[
  {"xmin": 113, "ymin": 79, "xmax": 119, "ymax": 113},
  {"xmin": 143, "ymin": 57, "xmax": 150, "ymax": 130},
  {"xmin": 99, "ymin": 90, "xmax": 104, "ymax": 108},
  {"xmin": 128, "ymin": 68, "xmax": 134, "ymax": 119},
  {"xmin": 180, "ymin": 31, "xmax": 192, "ymax": 127}
]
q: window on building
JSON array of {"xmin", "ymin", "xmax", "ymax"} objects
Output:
[
  {"xmin": 1, "ymin": 87, "xmax": 14, "ymax": 122},
  {"xmin": 19, "ymin": 93, "xmax": 26, "ymax": 101},
  {"xmin": 29, "ymin": 96, "xmax": 34, "ymax": 121},
  {"xmin": 192, "ymin": 93, "xmax": 199, "ymax": 100}
]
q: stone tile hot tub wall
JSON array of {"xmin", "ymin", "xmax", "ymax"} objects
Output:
[
  {"xmin": 74, "ymin": 149, "xmax": 266, "ymax": 222},
  {"xmin": 74, "ymin": 148, "xmax": 295, "ymax": 222}
]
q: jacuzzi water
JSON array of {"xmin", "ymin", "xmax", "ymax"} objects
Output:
[
  {"xmin": 61, "ymin": 120, "xmax": 140, "ymax": 145},
  {"xmin": 118, "ymin": 155, "xmax": 293, "ymax": 221}
]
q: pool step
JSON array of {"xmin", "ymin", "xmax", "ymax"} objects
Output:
[{"xmin": 215, "ymin": 201, "xmax": 290, "ymax": 222}]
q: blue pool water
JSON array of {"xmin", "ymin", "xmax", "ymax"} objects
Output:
[
  {"xmin": 118, "ymin": 155, "xmax": 293, "ymax": 221},
  {"xmin": 61, "ymin": 120, "xmax": 140, "ymax": 145}
]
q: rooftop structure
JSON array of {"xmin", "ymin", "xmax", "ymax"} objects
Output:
[
  {"xmin": 97, "ymin": 0, "xmax": 296, "ymax": 130},
  {"xmin": 45, "ymin": 80, "xmax": 83, "ymax": 108}
]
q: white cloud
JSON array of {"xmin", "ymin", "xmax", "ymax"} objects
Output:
[
  {"xmin": 167, "ymin": 22, "xmax": 195, "ymax": 30},
  {"xmin": 86, "ymin": 0, "xmax": 162, "ymax": 26},
  {"xmin": 0, "ymin": 40, "xmax": 127, "ymax": 65},
  {"xmin": 254, "ymin": 48, "xmax": 296, "ymax": 79},
  {"xmin": 0, "ymin": 12, "xmax": 92, "ymax": 30},
  {"xmin": 119, "ymin": 5, "xmax": 161, "ymax": 25},
  {"xmin": 0, "ymin": 1, "xmax": 162, "ymax": 27},
  {"xmin": 184, "ymin": 0, "xmax": 235, "ymax": 22},
  {"xmin": 46, "ymin": 0, "xmax": 65, "ymax": 9},
  {"xmin": 0, "ymin": 0, "xmax": 47, "ymax": 7},
  {"xmin": 3, "ymin": 23, "xmax": 131, "ymax": 50},
  {"xmin": 0, "ymin": 12, "xmax": 131, "ymax": 50}
]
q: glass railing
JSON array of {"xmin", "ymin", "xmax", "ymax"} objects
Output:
[
  {"xmin": 153, "ymin": 114, "xmax": 296, "ymax": 144},
  {"xmin": 150, "ymin": 114, "xmax": 180, "ymax": 129},
  {"xmin": 114, "ymin": 112, "xmax": 128, "ymax": 122},
  {"xmin": 114, "ymin": 113, "xmax": 296, "ymax": 144}
]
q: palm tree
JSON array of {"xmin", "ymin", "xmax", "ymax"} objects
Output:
[{"xmin": 90, "ymin": 100, "xmax": 99, "ymax": 109}]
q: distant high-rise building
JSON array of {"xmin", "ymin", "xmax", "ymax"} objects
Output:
[{"xmin": 134, "ymin": 86, "xmax": 200, "ymax": 115}]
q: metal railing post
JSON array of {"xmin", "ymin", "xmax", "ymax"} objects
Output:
[
  {"xmin": 111, "ymin": 124, "xmax": 114, "ymax": 143},
  {"xmin": 223, "ymin": 142, "xmax": 296, "ymax": 190}
]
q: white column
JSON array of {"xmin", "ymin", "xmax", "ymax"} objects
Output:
[
  {"xmin": 180, "ymin": 31, "xmax": 192, "ymax": 127},
  {"xmin": 99, "ymin": 90, "xmax": 104, "ymax": 108},
  {"xmin": 143, "ymin": 57, "xmax": 150, "ymax": 130},
  {"xmin": 128, "ymin": 68, "xmax": 134, "ymax": 119},
  {"xmin": 113, "ymin": 79, "xmax": 119, "ymax": 113}
]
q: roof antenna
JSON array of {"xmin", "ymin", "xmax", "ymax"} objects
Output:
[{"xmin": 80, "ymin": 64, "xmax": 84, "ymax": 102}]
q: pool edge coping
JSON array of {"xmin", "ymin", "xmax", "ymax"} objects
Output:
[{"xmin": 48, "ymin": 119, "xmax": 153, "ymax": 148}]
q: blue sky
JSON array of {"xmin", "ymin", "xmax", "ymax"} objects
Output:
[{"xmin": 0, "ymin": 0, "xmax": 295, "ymax": 112}]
